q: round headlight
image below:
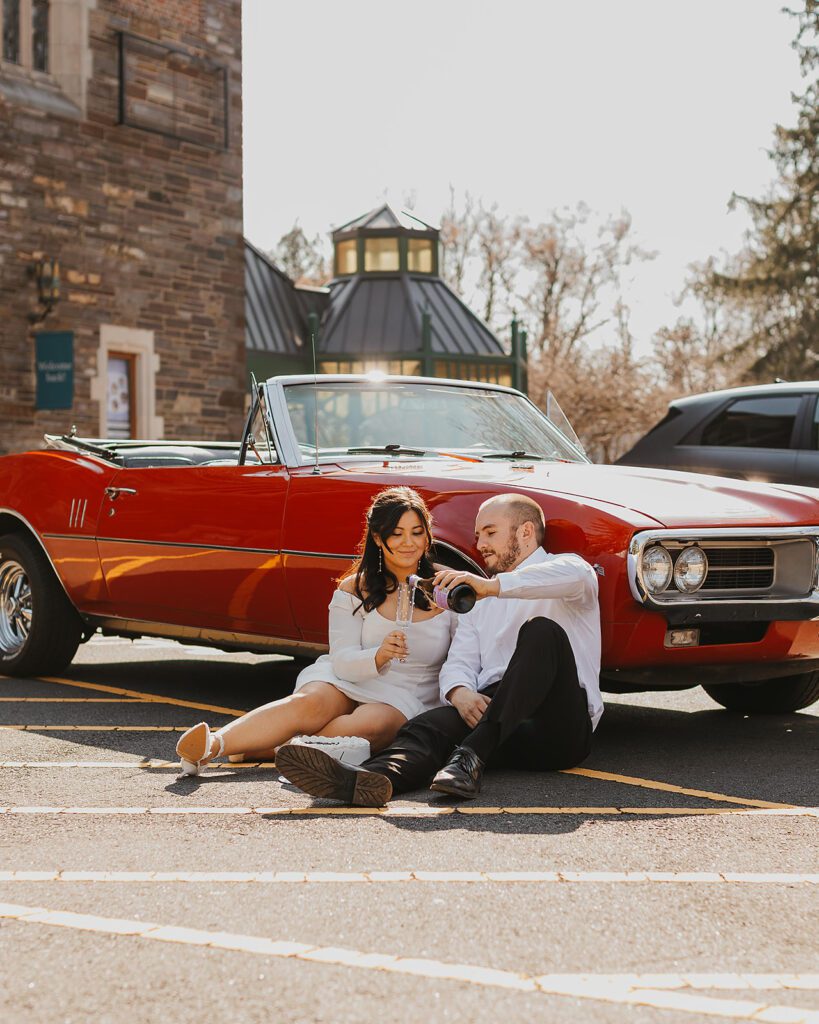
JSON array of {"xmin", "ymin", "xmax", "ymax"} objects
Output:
[
  {"xmin": 642, "ymin": 545, "xmax": 673, "ymax": 594},
  {"xmin": 674, "ymin": 545, "xmax": 708, "ymax": 593}
]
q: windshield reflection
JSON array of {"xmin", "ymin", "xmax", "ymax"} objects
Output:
[{"xmin": 283, "ymin": 382, "xmax": 587, "ymax": 464}]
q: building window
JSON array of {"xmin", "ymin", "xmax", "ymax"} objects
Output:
[
  {"xmin": 107, "ymin": 352, "xmax": 137, "ymax": 439},
  {"xmin": 1, "ymin": 0, "xmax": 49, "ymax": 71},
  {"xmin": 319, "ymin": 359, "xmax": 422, "ymax": 377},
  {"xmin": 364, "ymin": 237, "xmax": 399, "ymax": 272},
  {"xmin": 2, "ymin": 0, "xmax": 20, "ymax": 63},
  {"xmin": 31, "ymin": 0, "xmax": 46, "ymax": 71},
  {"xmin": 434, "ymin": 360, "xmax": 512, "ymax": 387},
  {"xmin": 407, "ymin": 238, "xmax": 434, "ymax": 273},
  {"xmin": 335, "ymin": 239, "xmax": 357, "ymax": 275}
]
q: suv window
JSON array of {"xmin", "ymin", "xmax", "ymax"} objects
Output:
[
  {"xmin": 699, "ymin": 396, "xmax": 801, "ymax": 449},
  {"xmin": 812, "ymin": 399, "xmax": 819, "ymax": 451}
]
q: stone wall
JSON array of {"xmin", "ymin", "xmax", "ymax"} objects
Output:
[{"xmin": 0, "ymin": 0, "xmax": 245, "ymax": 454}]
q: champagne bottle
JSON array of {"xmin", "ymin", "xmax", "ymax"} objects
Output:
[{"xmin": 408, "ymin": 574, "xmax": 477, "ymax": 614}]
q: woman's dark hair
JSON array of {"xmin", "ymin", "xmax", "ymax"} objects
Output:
[{"xmin": 342, "ymin": 486, "xmax": 436, "ymax": 613}]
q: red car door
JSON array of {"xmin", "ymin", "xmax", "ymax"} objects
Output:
[
  {"xmin": 95, "ymin": 464, "xmax": 296, "ymax": 639},
  {"xmin": 281, "ymin": 469, "xmax": 375, "ymax": 643}
]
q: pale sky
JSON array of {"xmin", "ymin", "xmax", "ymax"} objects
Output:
[{"xmin": 241, "ymin": 0, "xmax": 805, "ymax": 352}]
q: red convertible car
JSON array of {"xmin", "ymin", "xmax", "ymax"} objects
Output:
[{"xmin": 1, "ymin": 374, "xmax": 819, "ymax": 713}]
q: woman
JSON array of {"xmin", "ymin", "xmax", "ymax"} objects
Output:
[{"xmin": 175, "ymin": 486, "xmax": 454, "ymax": 775}]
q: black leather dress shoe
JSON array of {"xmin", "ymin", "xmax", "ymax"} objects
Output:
[
  {"xmin": 429, "ymin": 745, "xmax": 485, "ymax": 799},
  {"xmin": 276, "ymin": 743, "xmax": 392, "ymax": 807}
]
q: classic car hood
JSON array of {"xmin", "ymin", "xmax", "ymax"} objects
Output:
[{"xmin": 336, "ymin": 457, "xmax": 819, "ymax": 529}]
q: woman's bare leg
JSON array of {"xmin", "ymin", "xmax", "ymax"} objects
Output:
[
  {"xmin": 319, "ymin": 703, "xmax": 407, "ymax": 753},
  {"xmin": 232, "ymin": 748, "xmax": 278, "ymax": 763},
  {"xmin": 208, "ymin": 683, "xmax": 356, "ymax": 763}
]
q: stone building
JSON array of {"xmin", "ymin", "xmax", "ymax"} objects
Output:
[
  {"xmin": 245, "ymin": 205, "xmax": 528, "ymax": 392},
  {"xmin": 0, "ymin": 0, "xmax": 245, "ymax": 454}
]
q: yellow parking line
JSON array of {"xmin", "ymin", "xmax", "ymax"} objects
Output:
[
  {"xmin": 0, "ymin": 761, "xmax": 278, "ymax": 769},
  {"xmin": 1, "ymin": 805, "xmax": 816, "ymax": 818},
  {"xmin": 0, "ymin": 698, "xmax": 146, "ymax": 703},
  {"xmin": 0, "ymin": 726, "xmax": 188, "ymax": 732},
  {"xmin": 0, "ymin": 676, "xmax": 801, "ymax": 811},
  {"xmin": 562, "ymin": 767, "xmax": 796, "ymax": 810},
  {"xmin": 37, "ymin": 676, "xmax": 244, "ymax": 717},
  {"xmin": 0, "ymin": 758, "xmax": 802, "ymax": 814},
  {"xmin": 0, "ymin": 870, "xmax": 815, "ymax": 884},
  {"xmin": 1, "ymin": 903, "xmax": 817, "ymax": 1021}
]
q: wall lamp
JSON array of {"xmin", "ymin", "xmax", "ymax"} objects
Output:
[{"xmin": 28, "ymin": 256, "xmax": 61, "ymax": 323}]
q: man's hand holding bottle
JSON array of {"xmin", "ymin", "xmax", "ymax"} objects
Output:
[{"xmin": 431, "ymin": 570, "xmax": 500, "ymax": 601}]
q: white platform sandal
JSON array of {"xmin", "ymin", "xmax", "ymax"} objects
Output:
[{"xmin": 176, "ymin": 722, "xmax": 224, "ymax": 776}]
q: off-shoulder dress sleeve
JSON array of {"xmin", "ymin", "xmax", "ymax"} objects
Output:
[{"xmin": 327, "ymin": 590, "xmax": 387, "ymax": 684}]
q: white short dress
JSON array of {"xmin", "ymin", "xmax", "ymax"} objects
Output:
[{"xmin": 293, "ymin": 590, "xmax": 455, "ymax": 720}]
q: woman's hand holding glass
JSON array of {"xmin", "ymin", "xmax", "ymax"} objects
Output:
[
  {"xmin": 393, "ymin": 582, "xmax": 413, "ymax": 663},
  {"xmin": 375, "ymin": 630, "xmax": 408, "ymax": 670}
]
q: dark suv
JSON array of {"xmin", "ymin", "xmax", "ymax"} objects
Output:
[{"xmin": 616, "ymin": 382, "xmax": 819, "ymax": 486}]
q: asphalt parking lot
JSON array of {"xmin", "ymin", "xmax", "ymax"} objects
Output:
[{"xmin": 1, "ymin": 636, "xmax": 817, "ymax": 1024}]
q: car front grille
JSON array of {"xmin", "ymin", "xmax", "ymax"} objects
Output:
[
  {"xmin": 698, "ymin": 547, "xmax": 775, "ymax": 591},
  {"xmin": 629, "ymin": 528, "xmax": 819, "ymax": 608}
]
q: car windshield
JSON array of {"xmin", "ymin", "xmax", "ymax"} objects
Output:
[{"xmin": 282, "ymin": 381, "xmax": 587, "ymax": 463}]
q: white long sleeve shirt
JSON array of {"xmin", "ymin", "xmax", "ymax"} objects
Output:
[{"xmin": 438, "ymin": 547, "xmax": 604, "ymax": 729}]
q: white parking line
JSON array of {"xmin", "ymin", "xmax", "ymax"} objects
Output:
[
  {"xmin": 1, "ymin": 902, "xmax": 816, "ymax": 1022},
  {"xmin": 0, "ymin": 870, "xmax": 816, "ymax": 884},
  {"xmin": 0, "ymin": 805, "xmax": 817, "ymax": 818}
]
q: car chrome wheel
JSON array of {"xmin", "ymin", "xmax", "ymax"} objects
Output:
[{"xmin": 0, "ymin": 559, "xmax": 32, "ymax": 655}]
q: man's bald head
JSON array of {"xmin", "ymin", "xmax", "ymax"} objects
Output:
[
  {"xmin": 479, "ymin": 494, "xmax": 546, "ymax": 545},
  {"xmin": 475, "ymin": 494, "xmax": 546, "ymax": 574}
]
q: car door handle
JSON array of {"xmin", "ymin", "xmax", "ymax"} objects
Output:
[{"xmin": 104, "ymin": 486, "xmax": 138, "ymax": 500}]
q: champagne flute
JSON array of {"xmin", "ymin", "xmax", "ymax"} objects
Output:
[{"xmin": 394, "ymin": 581, "xmax": 413, "ymax": 663}]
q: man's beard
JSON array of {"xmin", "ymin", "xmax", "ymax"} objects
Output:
[{"xmin": 486, "ymin": 535, "xmax": 521, "ymax": 576}]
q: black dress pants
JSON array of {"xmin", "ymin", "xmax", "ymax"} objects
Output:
[{"xmin": 364, "ymin": 616, "xmax": 593, "ymax": 795}]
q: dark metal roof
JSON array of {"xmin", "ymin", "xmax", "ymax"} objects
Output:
[
  {"xmin": 318, "ymin": 274, "xmax": 505, "ymax": 357},
  {"xmin": 412, "ymin": 278, "xmax": 505, "ymax": 357},
  {"xmin": 244, "ymin": 232, "xmax": 505, "ymax": 361},
  {"xmin": 295, "ymin": 285, "xmax": 331, "ymax": 325},
  {"xmin": 244, "ymin": 241, "xmax": 306, "ymax": 355},
  {"xmin": 318, "ymin": 277, "xmax": 418, "ymax": 354}
]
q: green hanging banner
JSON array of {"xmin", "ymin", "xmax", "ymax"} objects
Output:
[{"xmin": 35, "ymin": 331, "xmax": 74, "ymax": 410}]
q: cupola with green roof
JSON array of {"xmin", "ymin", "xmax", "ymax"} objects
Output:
[{"xmin": 332, "ymin": 205, "xmax": 439, "ymax": 277}]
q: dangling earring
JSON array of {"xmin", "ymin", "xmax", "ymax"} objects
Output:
[{"xmin": 378, "ymin": 547, "xmax": 383, "ymax": 574}]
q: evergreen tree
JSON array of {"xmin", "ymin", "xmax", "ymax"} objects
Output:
[{"xmin": 712, "ymin": 1, "xmax": 818, "ymax": 379}]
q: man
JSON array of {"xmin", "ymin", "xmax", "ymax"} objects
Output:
[{"xmin": 277, "ymin": 493, "xmax": 602, "ymax": 806}]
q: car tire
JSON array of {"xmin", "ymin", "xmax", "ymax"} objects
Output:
[
  {"xmin": 0, "ymin": 533, "xmax": 83, "ymax": 677},
  {"xmin": 702, "ymin": 672, "xmax": 819, "ymax": 714}
]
